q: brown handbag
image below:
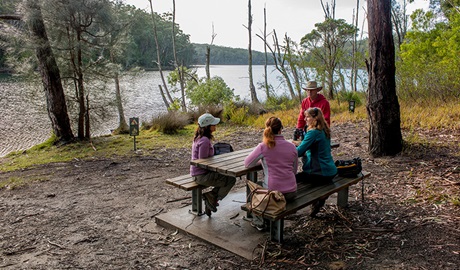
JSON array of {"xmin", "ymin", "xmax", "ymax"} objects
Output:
[{"xmin": 246, "ymin": 181, "xmax": 286, "ymax": 216}]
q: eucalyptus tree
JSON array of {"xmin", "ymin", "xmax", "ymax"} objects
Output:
[
  {"xmin": 0, "ymin": 0, "xmax": 74, "ymax": 143},
  {"xmin": 42, "ymin": 0, "xmax": 114, "ymax": 139},
  {"xmin": 367, "ymin": 0, "xmax": 403, "ymax": 157},
  {"xmin": 300, "ymin": 1, "xmax": 357, "ymax": 99}
]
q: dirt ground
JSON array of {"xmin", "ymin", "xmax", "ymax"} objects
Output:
[{"xmin": 1, "ymin": 123, "xmax": 459, "ymax": 269}]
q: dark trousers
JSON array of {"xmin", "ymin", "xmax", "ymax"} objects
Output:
[{"xmin": 295, "ymin": 172, "xmax": 335, "ymax": 186}]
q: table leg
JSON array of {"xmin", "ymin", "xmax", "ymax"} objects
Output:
[{"xmin": 245, "ymin": 171, "xmax": 257, "ymax": 218}]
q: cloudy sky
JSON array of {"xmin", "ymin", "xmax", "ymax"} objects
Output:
[{"xmin": 124, "ymin": 0, "xmax": 429, "ymax": 52}]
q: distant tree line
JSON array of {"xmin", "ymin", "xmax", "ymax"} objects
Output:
[{"xmin": 193, "ymin": 43, "xmax": 275, "ymax": 65}]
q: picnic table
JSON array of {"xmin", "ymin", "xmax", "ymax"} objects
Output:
[{"xmin": 166, "ymin": 142, "xmax": 363, "ymax": 243}]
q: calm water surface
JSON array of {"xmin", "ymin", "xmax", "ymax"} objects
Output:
[{"xmin": 0, "ymin": 65, "xmax": 289, "ymax": 156}]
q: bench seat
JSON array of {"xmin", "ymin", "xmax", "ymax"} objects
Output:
[
  {"xmin": 166, "ymin": 174, "xmax": 204, "ymax": 215},
  {"xmin": 242, "ymin": 171, "xmax": 371, "ymax": 242}
]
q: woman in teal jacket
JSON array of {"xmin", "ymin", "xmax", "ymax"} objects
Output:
[{"xmin": 294, "ymin": 107, "xmax": 337, "ymax": 216}]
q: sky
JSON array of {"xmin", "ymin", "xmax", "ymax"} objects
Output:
[{"xmin": 123, "ymin": 0, "xmax": 429, "ymax": 52}]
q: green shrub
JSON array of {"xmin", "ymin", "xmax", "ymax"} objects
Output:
[
  {"xmin": 143, "ymin": 111, "xmax": 189, "ymax": 134},
  {"xmin": 186, "ymin": 76, "xmax": 235, "ymax": 107},
  {"xmin": 337, "ymin": 91, "xmax": 363, "ymax": 106},
  {"xmin": 222, "ymin": 102, "xmax": 257, "ymax": 125},
  {"xmin": 264, "ymin": 94, "xmax": 299, "ymax": 111}
]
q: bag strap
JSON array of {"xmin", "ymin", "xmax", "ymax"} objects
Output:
[
  {"xmin": 259, "ymin": 192, "xmax": 273, "ymax": 217},
  {"xmin": 247, "ymin": 189, "xmax": 270, "ymax": 213}
]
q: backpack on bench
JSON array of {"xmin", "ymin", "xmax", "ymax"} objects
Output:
[
  {"xmin": 335, "ymin": 157, "xmax": 362, "ymax": 177},
  {"xmin": 213, "ymin": 142, "xmax": 234, "ymax": 155}
]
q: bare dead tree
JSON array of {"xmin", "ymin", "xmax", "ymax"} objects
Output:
[
  {"xmin": 245, "ymin": 0, "xmax": 259, "ymax": 104},
  {"xmin": 351, "ymin": 0, "xmax": 360, "ymax": 92},
  {"xmin": 391, "ymin": 0, "xmax": 408, "ymax": 50},
  {"xmin": 262, "ymin": 6, "xmax": 270, "ymax": 98},
  {"xmin": 321, "ymin": 0, "xmax": 336, "ymax": 19},
  {"xmin": 205, "ymin": 23, "xmax": 217, "ymax": 81},
  {"xmin": 284, "ymin": 34, "xmax": 302, "ymax": 100},
  {"xmin": 256, "ymin": 30, "xmax": 296, "ymax": 99},
  {"xmin": 171, "ymin": 0, "xmax": 186, "ymax": 112},
  {"xmin": 148, "ymin": 0, "xmax": 173, "ymax": 109}
]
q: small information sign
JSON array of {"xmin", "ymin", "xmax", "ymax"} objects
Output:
[
  {"xmin": 129, "ymin": 117, "xmax": 139, "ymax": 151},
  {"xmin": 129, "ymin": 117, "xmax": 139, "ymax": 136}
]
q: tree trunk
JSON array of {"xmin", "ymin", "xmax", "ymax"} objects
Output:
[
  {"xmin": 367, "ymin": 0, "xmax": 403, "ymax": 157},
  {"xmin": 272, "ymin": 31, "xmax": 296, "ymax": 99},
  {"xmin": 172, "ymin": 0, "xmax": 187, "ymax": 112},
  {"xmin": 351, "ymin": 0, "xmax": 359, "ymax": 92},
  {"xmin": 263, "ymin": 7, "xmax": 269, "ymax": 98},
  {"xmin": 205, "ymin": 46, "xmax": 211, "ymax": 80},
  {"xmin": 285, "ymin": 34, "xmax": 301, "ymax": 99},
  {"xmin": 25, "ymin": 0, "xmax": 74, "ymax": 142},
  {"xmin": 326, "ymin": 67, "xmax": 335, "ymax": 99},
  {"xmin": 114, "ymin": 73, "xmax": 129, "ymax": 133},
  {"xmin": 75, "ymin": 30, "xmax": 87, "ymax": 139},
  {"xmin": 148, "ymin": 0, "xmax": 173, "ymax": 108},
  {"xmin": 110, "ymin": 50, "xmax": 129, "ymax": 134},
  {"xmin": 247, "ymin": 0, "xmax": 259, "ymax": 104}
]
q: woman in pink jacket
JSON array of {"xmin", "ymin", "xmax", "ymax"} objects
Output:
[{"xmin": 244, "ymin": 117, "xmax": 298, "ymax": 230}]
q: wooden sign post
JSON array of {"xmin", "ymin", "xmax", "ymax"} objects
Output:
[{"xmin": 129, "ymin": 117, "xmax": 139, "ymax": 151}]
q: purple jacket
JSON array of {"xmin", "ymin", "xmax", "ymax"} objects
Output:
[
  {"xmin": 190, "ymin": 136, "xmax": 214, "ymax": 176},
  {"xmin": 244, "ymin": 135, "xmax": 298, "ymax": 194}
]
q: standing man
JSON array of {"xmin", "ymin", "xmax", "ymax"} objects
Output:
[{"xmin": 294, "ymin": 81, "xmax": 331, "ymax": 140}]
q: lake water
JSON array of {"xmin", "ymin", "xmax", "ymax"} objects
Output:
[{"xmin": 0, "ymin": 65, "xmax": 366, "ymax": 156}]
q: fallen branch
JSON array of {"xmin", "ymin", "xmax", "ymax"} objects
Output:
[
  {"xmin": 150, "ymin": 208, "xmax": 164, "ymax": 218},
  {"xmin": 167, "ymin": 196, "xmax": 190, "ymax": 203},
  {"xmin": 48, "ymin": 240, "xmax": 66, "ymax": 249},
  {"xmin": 11, "ymin": 213, "xmax": 40, "ymax": 224},
  {"xmin": 3, "ymin": 246, "xmax": 36, "ymax": 256},
  {"xmin": 259, "ymin": 239, "xmax": 268, "ymax": 265}
]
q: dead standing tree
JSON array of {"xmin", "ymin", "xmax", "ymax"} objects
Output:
[
  {"xmin": 257, "ymin": 30, "xmax": 297, "ymax": 100},
  {"xmin": 148, "ymin": 0, "xmax": 173, "ymax": 110},
  {"xmin": 366, "ymin": 0, "xmax": 403, "ymax": 156},
  {"xmin": 261, "ymin": 6, "xmax": 270, "ymax": 99},
  {"xmin": 205, "ymin": 24, "xmax": 217, "ymax": 81},
  {"xmin": 245, "ymin": 0, "xmax": 259, "ymax": 104},
  {"xmin": 171, "ymin": 0, "xmax": 186, "ymax": 112}
]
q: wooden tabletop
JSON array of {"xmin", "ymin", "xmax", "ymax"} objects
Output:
[
  {"xmin": 190, "ymin": 141, "xmax": 339, "ymax": 178},
  {"xmin": 190, "ymin": 148, "xmax": 262, "ymax": 177}
]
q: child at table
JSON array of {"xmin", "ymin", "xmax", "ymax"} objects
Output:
[
  {"xmin": 190, "ymin": 113, "xmax": 236, "ymax": 217},
  {"xmin": 244, "ymin": 117, "xmax": 298, "ymax": 230},
  {"xmin": 293, "ymin": 107, "xmax": 337, "ymax": 217}
]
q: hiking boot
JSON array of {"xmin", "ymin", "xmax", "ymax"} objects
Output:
[
  {"xmin": 310, "ymin": 199, "xmax": 326, "ymax": 217},
  {"xmin": 203, "ymin": 192, "xmax": 218, "ymax": 212},
  {"xmin": 250, "ymin": 221, "xmax": 266, "ymax": 232},
  {"xmin": 204, "ymin": 205, "xmax": 212, "ymax": 217}
]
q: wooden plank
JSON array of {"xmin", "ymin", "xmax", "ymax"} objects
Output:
[
  {"xmin": 190, "ymin": 147, "xmax": 262, "ymax": 177},
  {"xmin": 166, "ymin": 174, "xmax": 202, "ymax": 191},
  {"xmin": 166, "ymin": 174, "xmax": 192, "ymax": 182},
  {"xmin": 190, "ymin": 150, "xmax": 252, "ymax": 168},
  {"xmin": 243, "ymin": 171, "xmax": 371, "ymax": 221}
]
